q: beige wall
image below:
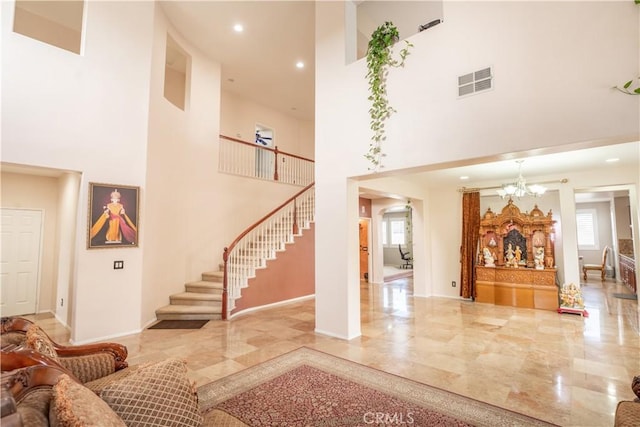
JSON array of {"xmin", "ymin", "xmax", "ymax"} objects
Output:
[
  {"xmin": 231, "ymin": 224, "xmax": 315, "ymax": 315},
  {"xmin": 314, "ymin": 1, "xmax": 639, "ymax": 338},
  {"xmin": 13, "ymin": 4, "xmax": 82, "ymax": 54},
  {"xmin": 3, "ymin": 0, "xmax": 156, "ymax": 342},
  {"xmin": 1, "ymin": 172, "xmax": 60, "ymax": 313},
  {"xmin": 220, "ymin": 90, "xmax": 315, "ymax": 160}
]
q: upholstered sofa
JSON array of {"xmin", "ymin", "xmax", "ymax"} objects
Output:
[
  {"xmin": 614, "ymin": 376, "xmax": 640, "ymax": 427},
  {"xmin": 1, "ymin": 316, "xmax": 129, "ymax": 386},
  {"xmin": 1, "ymin": 356, "xmax": 245, "ymax": 426},
  {"xmin": 0, "ymin": 317, "xmax": 247, "ymax": 426}
]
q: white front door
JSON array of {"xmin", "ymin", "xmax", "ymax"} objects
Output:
[{"xmin": 1, "ymin": 209, "xmax": 42, "ymax": 316}]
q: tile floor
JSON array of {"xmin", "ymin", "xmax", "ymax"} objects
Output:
[{"xmin": 27, "ymin": 275, "xmax": 639, "ymax": 427}]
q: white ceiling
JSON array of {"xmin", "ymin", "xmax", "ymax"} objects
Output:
[
  {"xmin": 159, "ymin": 1, "xmax": 638, "ymax": 198},
  {"xmin": 160, "ymin": 1, "xmax": 316, "ymax": 121}
]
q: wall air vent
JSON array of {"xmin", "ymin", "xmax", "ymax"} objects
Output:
[{"xmin": 458, "ymin": 67, "xmax": 493, "ymax": 98}]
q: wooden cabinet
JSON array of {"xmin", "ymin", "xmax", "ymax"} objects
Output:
[
  {"xmin": 475, "ymin": 199, "xmax": 558, "ymax": 311},
  {"xmin": 619, "ymin": 254, "xmax": 637, "ymax": 294},
  {"xmin": 476, "ymin": 266, "xmax": 558, "ymax": 311}
]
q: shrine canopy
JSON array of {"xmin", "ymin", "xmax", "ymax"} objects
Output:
[{"xmin": 479, "ymin": 199, "xmax": 556, "ymax": 269}]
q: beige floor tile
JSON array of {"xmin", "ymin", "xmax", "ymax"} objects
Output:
[{"xmin": 23, "ymin": 275, "xmax": 638, "ymax": 427}]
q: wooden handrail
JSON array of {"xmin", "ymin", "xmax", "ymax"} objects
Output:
[
  {"xmin": 220, "ymin": 135, "xmax": 315, "ymax": 163},
  {"xmin": 222, "ymin": 182, "xmax": 314, "ymax": 319}
]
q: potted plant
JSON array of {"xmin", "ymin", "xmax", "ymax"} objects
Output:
[
  {"xmin": 365, "ymin": 22, "xmax": 412, "ymax": 171},
  {"xmin": 614, "ymin": 77, "xmax": 640, "ymax": 95}
]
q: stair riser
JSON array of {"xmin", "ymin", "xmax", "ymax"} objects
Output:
[
  {"xmin": 200, "ymin": 274, "xmax": 223, "ymax": 283},
  {"xmin": 169, "ymin": 297, "xmax": 222, "ymax": 307},
  {"xmin": 185, "ymin": 285, "xmax": 223, "ymax": 294}
]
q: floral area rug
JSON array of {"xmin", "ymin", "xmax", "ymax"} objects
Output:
[{"xmin": 197, "ymin": 347, "xmax": 557, "ymax": 427}]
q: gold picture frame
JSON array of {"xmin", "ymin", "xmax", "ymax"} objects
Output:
[{"xmin": 87, "ymin": 183, "xmax": 139, "ymax": 249}]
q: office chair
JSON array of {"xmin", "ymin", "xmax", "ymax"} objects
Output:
[{"xmin": 398, "ymin": 245, "xmax": 413, "ymax": 269}]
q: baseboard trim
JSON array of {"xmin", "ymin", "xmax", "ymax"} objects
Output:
[{"xmin": 229, "ymin": 294, "xmax": 315, "ymax": 320}]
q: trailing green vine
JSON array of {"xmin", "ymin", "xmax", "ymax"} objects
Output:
[
  {"xmin": 365, "ymin": 22, "xmax": 413, "ymax": 171},
  {"xmin": 613, "ymin": 77, "xmax": 640, "ymax": 95}
]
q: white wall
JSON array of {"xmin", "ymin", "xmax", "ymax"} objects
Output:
[
  {"xmin": 55, "ymin": 173, "xmax": 81, "ymax": 327},
  {"xmin": 139, "ymin": 8, "xmax": 313, "ymax": 328},
  {"xmin": 347, "ymin": 1, "xmax": 640, "ymax": 176},
  {"xmin": 2, "ymin": 0, "xmax": 155, "ymax": 342},
  {"xmin": 315, "ymin": 2, "xmax": 639, "ymax": 338},
  {"xmin": 3, "ymin": 1, "xmax": 319, "ymax": 340}
]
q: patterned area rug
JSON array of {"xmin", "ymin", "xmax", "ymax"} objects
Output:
[{"xmin": 198, "ymin": 347, "xmax": 557, "ymax": 427}]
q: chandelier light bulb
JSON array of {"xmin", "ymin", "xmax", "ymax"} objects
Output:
[{"xmin": 497, "ymin": 160, "xmax": 546, "ymax": 199}]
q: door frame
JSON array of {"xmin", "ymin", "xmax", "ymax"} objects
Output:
[
  {"xmin": 359, "ymin": 217, "xmax": 372, "ymax": 282},
  {"xmin": 1, "ymin": 207, "xmax": 44, "ymax": 316}
]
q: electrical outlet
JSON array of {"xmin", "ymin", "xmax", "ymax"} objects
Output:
[
  {"xmin": 451, "ymin": 281, "xmax": 456, "ymax": 287},
  {"xmin": 114, "ymin": 260, "xmax": 124, "ymax": 270},
  {"xmin": 60, "ymin": 298, "xmax": 64, "ymax": 307}
]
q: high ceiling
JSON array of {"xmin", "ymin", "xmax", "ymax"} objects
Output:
[
  {"xmin": 159, "ymin": 1, "xmax": 638, "ymax": 196},
  {"xmin": 160, "ymin": 1, "xmax": 316, "ymax": 121}
]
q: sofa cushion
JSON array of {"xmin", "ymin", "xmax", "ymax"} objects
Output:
[
  {"xmin": 100, "ymin": 358, "xmax": 203, "ymax": 427},
  {"xmin": 632, "ymin": 375, "xmax": 640, "ymax": 400},
  {"xmin": 49, "ymin": 374, "xmax": 126, "ymax": 427},
  {"xmin": 614, "ymin": 401, "xmax": 640, "ymax": 427},
  {"xmin": 17, "ymin": 388, "xmax": 52, "ymax": 427},
  {"xmin": 25, "ymin": 325, "xmax": 60, "ymax": 363}
]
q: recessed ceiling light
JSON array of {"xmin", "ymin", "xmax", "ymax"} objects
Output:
[
  {"xmin": 233, "ymin": 24, "xmax": 243, "ymax": 33},
  {"xmin": 605, "ymin": 158, "xmax": 619, "ymax": 163},
  {"xmin": 460, "ymin": 176, "xmax": 469, "ymax": 180},
  {"xmin": 295, "ymin": 61, "xmax": 304, "ymax": 69}
]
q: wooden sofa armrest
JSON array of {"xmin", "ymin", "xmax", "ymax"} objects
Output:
[
  {"xmin": 1, "ymin": 317, "xmax": 128, "ymax": 371},
  {"xmin": 2, "ymin": 363, "xmax": 70, "ymax": 403}
]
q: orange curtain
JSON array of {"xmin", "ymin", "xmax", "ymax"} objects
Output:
[{"xmin": 460, "ymin": 192, "xmax": 480, "ymax": 299}]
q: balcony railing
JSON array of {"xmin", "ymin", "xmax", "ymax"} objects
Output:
[{"xmin": 218, "ymin": 135, "xmax": 314, "ymax": 186}]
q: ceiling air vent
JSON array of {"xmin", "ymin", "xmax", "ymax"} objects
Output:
[{"xmin": 458, "ymin": 66, "xmax": 493, "ymax": 98}]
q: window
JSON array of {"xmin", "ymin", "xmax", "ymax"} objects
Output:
[
  {"xmin": 576, "ymin": 209, "xmax": 599, "ymax": 250},
  {"xmin": 381, "ymin": 216, "xmax": 407, "ymax": 247},
  {"xmin": 390, "ymin": 219, "xmax": 406, "ymax": 245},
  {"xmin": 13, "ymin": 0, "xmax": 84, "ymax": 54}
]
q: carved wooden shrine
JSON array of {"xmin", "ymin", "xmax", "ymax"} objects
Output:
[{"xmin": 475, "ymin": 199, "xmax": 559, "ymax": 311}]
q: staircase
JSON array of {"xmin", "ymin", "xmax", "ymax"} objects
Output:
[
  {"xmin": 154, "ymin": 183, "xmax": 315, "ymax": 321},
  {"xmin": 155, "ymin": 269, "xmax": 225, "ymax": 320}
]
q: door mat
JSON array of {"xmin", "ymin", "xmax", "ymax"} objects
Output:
[
  {"xmin": 148, "ymin": 320, "xmax": 209, "ymax": 329},
  {"xmin": 613, "ymin": 293, "xmax": 638, "ymax": 300}
]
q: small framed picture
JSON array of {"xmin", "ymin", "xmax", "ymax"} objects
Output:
[{"xmin": 87, "ymin": 183, "xmax": 139, "ymax": 249}]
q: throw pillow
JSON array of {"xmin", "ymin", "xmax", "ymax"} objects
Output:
[
  {"xmin": 24, "ymin": 324, "xmax": 60, "ymax": 363},
  {"xmin": 50, "ymin": 374, "xmax": 126, "ymax": 427},
  {"xmin": 100, "ymin": 358, "xmax": 203, "ymax": 427},
  {"xmin": 632, "ymin": 375, "xmax": 640, "ymax": 400}
]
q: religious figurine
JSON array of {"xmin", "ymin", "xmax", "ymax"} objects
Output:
[
  {"xmin": 559, "ymin": 283, "xmax": 584, "ymax": 309},
  {"xmin": 534, "ymin": 247, "xmax": 545, "ymax": 270},
  {"xmin": 505, "ymin": 243, "xmax": 518, "ymax": 268},
  {"xmin": 483, "ymin": 247, "xmax": 495, "ymax": 267},
  {"xmin": 545, "ymin": 256, "xmax": 554, "ymax": 269},
  {"xmin": 515, "ymin": 245, "xmax": 522, "ymax": 265}
]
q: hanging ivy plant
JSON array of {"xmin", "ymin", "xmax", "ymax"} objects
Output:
[
  {"xmin": 365, "ymin": 22, "xmax": 413, "ymax": 171},
  {"xmin": 613, "ymin": 77, "xmax": 640, "ymax": 95}
]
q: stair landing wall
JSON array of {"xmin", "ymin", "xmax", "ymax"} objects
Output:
[{"xmin": 231, "ymin": 223, "xmax": 315, "ymax": 315}]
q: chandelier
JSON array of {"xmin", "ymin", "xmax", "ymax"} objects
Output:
[{"xmin": 496, "ymin": 160, "xmax": 546, "ymax": 199}]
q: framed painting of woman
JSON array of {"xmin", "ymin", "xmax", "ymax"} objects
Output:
[{"xmin": 87, "ymin": 183, "xmax": 139, "ymax": 249}]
